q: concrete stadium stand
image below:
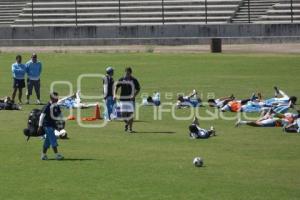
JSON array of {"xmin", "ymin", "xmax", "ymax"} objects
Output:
[{"xmin": 0, "ymin": 23, "xmax": 300, "ymax": 46}]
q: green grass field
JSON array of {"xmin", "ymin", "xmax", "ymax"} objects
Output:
[{"xmin": 0, "ymin": 52, "xmax": 300, "ymax": 200}]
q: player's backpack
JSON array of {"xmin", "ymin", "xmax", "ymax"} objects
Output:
[
  {"xmin": 23, "ymin": 109, "xmax": 45, "ymax": 141},
  {"xmin": 23, "ymin": 108, "xmax": 67, "ymax": 141}
]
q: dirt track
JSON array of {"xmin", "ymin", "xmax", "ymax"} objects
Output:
[{"xmin": 1, "ymin": 44, "xmax": 300, "ymax": 54}]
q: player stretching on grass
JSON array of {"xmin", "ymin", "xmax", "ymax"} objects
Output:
[
  {"xmin": 114, "ymin": 67, "xmax": 140, "ymax": 133},
  {"xmin": 38, "ymin": 92, "xmax": 64, "ymax": 160},
  {"xmin": 235, "ymin": 108, "xmax": 298, "ymax": 128},
  {"xmin": 188, "ymin": 117, "xmax": 216, "ymax": 139}
]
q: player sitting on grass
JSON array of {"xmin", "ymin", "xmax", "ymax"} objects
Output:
[
  {"xmin": 235, "ymin": 108, "xmax": 298, "ymax": 128},
  {"xmin": 177, "ymin": 89, "xmax": 202, "ymax": 108},
  {"xmin": 0, "ymin": 96, "xmax": 21, "ymax": 110},
  {"xmin": 189, "ymin": 117, "xmax": 216, "ymax": 139},
  {"xmin": 38, "ymin": 92, "xmax": 64, "ymax": 160}
]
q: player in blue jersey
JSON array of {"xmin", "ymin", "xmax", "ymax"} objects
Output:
[
  {"xmin": 26, "ymin": 53, "xmax": 42, "ymax": 104},
  {"xmin": 11, "ymin": 55, "xmax": 26, "ymax": 103},
  {"xmin": 38, "ymin": 92, "xmax": 64, "ymax": 160}
]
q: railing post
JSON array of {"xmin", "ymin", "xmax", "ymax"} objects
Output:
[
  {"xmin": 204, "ymin": 0, "xmax": 208, "ymax": 24},
  {"xmin": 75, "ymin": 0, "xmax": 78, "ymax": 26},
  {"xmin": 31, "ymin": 0, "xmax": 34, "ymax": 27},
  {"xmin": 118, "ymin": 0, "xmax": 121, "ymax": 25},
  {"xmin": 290, "ymin": 0, "xmax": 294, "ymax": 23},
  {"xmin": 162, "ymin": 0, "xmax": 165, "ymax": 24},
  {"xmin": 247, "ymin": 0, "xmax": 251, "ymax": 23}
]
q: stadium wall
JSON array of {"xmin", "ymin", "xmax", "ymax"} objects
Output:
[{"xmin": 0, "ymin": 24, "xmax": 300, "ymax": 46}]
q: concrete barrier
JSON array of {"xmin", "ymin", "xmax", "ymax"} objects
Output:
[{"xmin": 0, "ymin": 24, "xmax": 300, "ymax": 46}]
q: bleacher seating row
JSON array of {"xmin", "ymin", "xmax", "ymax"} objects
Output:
[
  {"xmin": 259, "ymin": 0, "xmax": 300, "ymax": 23},
  {"xmin": 0, "ymin": 0, "xmax": 299, "ymax": 26}
]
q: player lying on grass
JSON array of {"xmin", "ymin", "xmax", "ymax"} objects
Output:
[
  {"xmin": 207, "ymin": 94, "xmax": 235, "ymax": 108},
  {"xmin": 189, "ymin": 117, "xmax": 216, "ymax": 139},
  {"xmin": 283, "ymin": 118, "xmax": 300, "ymax": 133},
  {"xmin": 142, "ymin": 92, "xmax": 160, "ymax": 106},
  {"xmin": 216, "ymin": 87, "xmax": 297, "ymax": 113},
  {"xmin": 235, "ymin": 108, "xmax": 299, "ymax": 128},
  {"xmin": 220, "ymin": 95, "xmax": 255, "ymax": 112},
  {"xmin": 209, "ymin": 93, "xmax": 261, "ymax": 112},
  {"xmin": 0, "ymin": 96, "xmax": 21, "ymax": 110},
  {"xmin": 240, "ymin": 87, "xmax": 297, "ymax": 113},
  {"xmin": 176, "ymin": 89, "xmax": 202, "ymax": 108},
  {"xmin": 57, "ymin": 91, "xmax": 97, "ymax": 109}
]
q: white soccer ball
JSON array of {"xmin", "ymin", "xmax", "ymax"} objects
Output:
[
  {"xmin": 59, "ymin": 129, "xmax": 67, "ymax": 137},
  {"xmin": 193, "ymin": 157, "xmax": 204, "ymax": 167},
  {"xmin": 54, "ymin": 129, "xmax": 67, "ymax": 138}
]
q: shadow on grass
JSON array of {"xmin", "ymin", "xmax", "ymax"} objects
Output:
[
  {"xmin": 111, "ymin": 120, "xmax": 148, "ymax": 123},
  {"xmin": 48, "ymin": 158, "xmax": 97, "ymax": 161},
  {"xmin": 135, "ymin": 131, "xmax": 175, "ymax": 134}
]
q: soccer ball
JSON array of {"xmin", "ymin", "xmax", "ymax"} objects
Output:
[
  {"xmin": 54, "ymin": 129, "xmax": 68, "ymax": 139},
  {"xmin": 193, "ymin": 157, "xmax": 204, "ymax": 167}
]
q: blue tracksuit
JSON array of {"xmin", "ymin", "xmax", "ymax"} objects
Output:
[
  {"xmin": 26, "ymin": 60, "xmax": 42, "ymax": 80},
  {"xmin": 12, "ymin": 62, "xmax": 26, "ymax": 79},
  {"xmin": 41, "ymin": 102, "xmax": 61, "ymax": 149}
]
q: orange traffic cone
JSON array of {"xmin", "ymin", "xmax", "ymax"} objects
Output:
[
  {"xmin": 67, "ymin": 115, "xmax": 76, "ymax": 120},
  {"xmin": 94, "ymin": 104, "xmax": 101, "ymax": 120}
]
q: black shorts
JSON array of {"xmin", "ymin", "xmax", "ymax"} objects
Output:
[{"xmin": 13, "ymin": 78, "xmax": 25, "ymax": 89}]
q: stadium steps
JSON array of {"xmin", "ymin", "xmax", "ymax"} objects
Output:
[
  {"xmin": 0, "ymin": 0, "xmax": 29, "ymax": 26},
  {"xmin": 11, "ymin": 0, "xmax": 242, "ymax": 26},
  {"xmin": 258, "ymin": 0, "xmax": 300, "ymax": 23},
  {"xmin": 232, "ymin": 0, "xmax": 279, "ymax": 23}
]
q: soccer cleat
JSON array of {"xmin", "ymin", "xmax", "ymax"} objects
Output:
[
  {"xmin": 55, "ymin": 154, "xmax": 64, "ymax": 160},
  {"xmin": 257, "ymin": 92, "xmax": 262, "ymax": 101},
  {"xmin": 282, "ymin": 126, "xmax": 287, "ymax": 133},
  {"xmin": 210, "ymin": 126, "xmax": 216, "ymax": 136},
  {"xmin": 124, "ymin": 125, "xmax": 129, "ymax": 132},
  {"xmin": 36, "ymin": 100, "xmax": 41, "ymax": 105},
  {"xmin": 250, "ymin": 93, "xmax": 256, "ymax": 101},
  {"xmin": 41, "ymin": 155, "xmax": 48, "ymax": 160},
  {"xmin": 189, "ymin": 132, "xmax": 197, "ymax": 139},
  {"xmin": 274, "ymin": 86, "xmax": 279, "ymax": 97},
  {"xmin": 129, "ymin": 129, "xmax": 135, "ymax": 133},
  {"xmin": 235, "ymin": 120, "xmax": 241, "ymax": 128}
]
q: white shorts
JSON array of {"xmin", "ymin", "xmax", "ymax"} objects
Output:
[{"xmin": 119, "ymin": 101, "xmax": 134, "ymax": 113}]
